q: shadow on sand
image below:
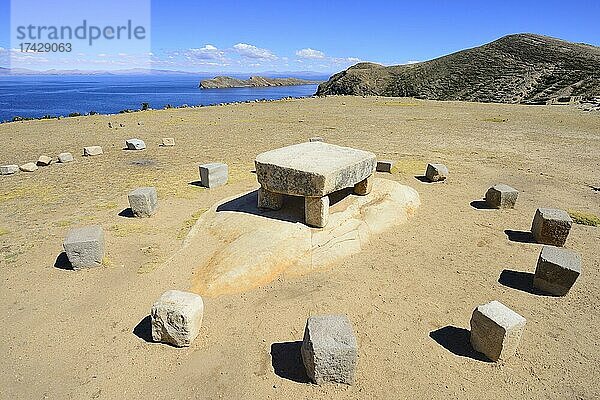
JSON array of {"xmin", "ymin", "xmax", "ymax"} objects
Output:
[
  {"xmin": 54, "ymin": 252, "xmax": 72, "ymax": 270},
  {"xmin": 498, "ymin": 269, "xmax": 555, "ymax": 296},
  {"xmin": 271, "ymin": 341, "xmax": 310, "ymax": 383},
  {"xmin": 504, "ymin": 229, "xmax": 536, "ymax": 244},
  {"xmin": 429, "ymin": 326, "xmax": 490, "ymax": 362}
]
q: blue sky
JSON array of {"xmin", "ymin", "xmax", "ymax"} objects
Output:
[{"xmin": 1, "ymin": 0, "xmax": 599, "ymax": 72}]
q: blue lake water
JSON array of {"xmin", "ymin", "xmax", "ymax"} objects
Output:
[{"xmin": 0, "ymin": 75, "xmax": 326, "ymax": 122}]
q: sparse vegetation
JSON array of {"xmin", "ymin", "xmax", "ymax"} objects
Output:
[
  {"xmin": 177, "ymin": 209, "xmax": 207, "ymax": 240},
  {"xmin": 0, "ymin": 227, "xmax": 9, "ymax": 236},
  {"xmin": 568, "ymin": 210, "xmax": 600, "ymax": 227}
]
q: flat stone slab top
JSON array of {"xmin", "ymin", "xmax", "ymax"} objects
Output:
[
  {"xmin": 534, "ymin": 245, "xmax": 581, "ymax": 296},
  {"xmin": 83, "ymin": 146, "xmax": 103, "ymax": 156},
  {"xmin": 63, "ymin": 225, "xmax": 105, "ymax": 269},
  {"xmin": 485, "ymin": 184, "xmax": 518, "ymax": 209},
  {"xmin": 125, "ymin": 139, "xmax": 146, "ymax": 150},
  {"xmin": 255, "ymin": 142, "xmax": 376, "ymax": 197},
  {"xmin": 531, "ymin": 208, "xmax": 572, "ymax": 247},
  {"xmin": 37, "ymin": 155, "xmax": 52, "ymax": 166},
  {"xmin": 301, "ymin": 314, "xmax": 358, "ymax": 385},
  {"xmin": 151, "ymin": 290, "xmax": 204, "ymax": 347},
  {"xmin": 1, "ymin": 164, "xmax": 19, "ymax": 175},
  {"xmin": 58, "ymin": 152, "xmax": 74, "ymax": 163},
  {"xmin": 19, "ymin": 162, "xmax": 38, "ymax": 172},
  {"xmin": 162, "ymin": 138, "xmax": 175, "ymax": 147},
  {"xmin": 470, "ymin": 300, "xmax": 526, "ymax": 362}
]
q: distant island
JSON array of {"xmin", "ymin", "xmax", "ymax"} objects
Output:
[
  {"xmin": 199, "ymin": 76, "xmax": 320, "ymax": 89},
  {"xmin": 317, "ymin": 33, "xmax": 600, "ymax": 104}
]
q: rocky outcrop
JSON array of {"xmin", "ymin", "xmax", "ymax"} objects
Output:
[
  {"xmin": 317, "ymin": 34, "xmax": 600, "ymax": 104},
  {"xmin": 200, "ymin": 75, "xmax": 319, "ymax": 89}
]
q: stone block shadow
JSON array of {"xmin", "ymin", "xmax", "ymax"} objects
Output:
[
  {"xmin": 133, "ymin": 315, "xmax": 154, "ymax": 343},
  {"xmin": 429, "ymin": 326, "xmax": 490, "ymax": 362},
  {"xmin": 270, "ymin": 341, "xmax": 310, "ymax": 383},
  {"xmin": 118, "ymin": 208, "xmax": 135, "ymax": 218},
  {"xmin": 54, "ymin": 252, "xmax": 72, "ymax": 270},
  {"xmin": 188, "ymin": 180, "xmax": 205, "ymax": 188},
  {"xmin": 504, "ymin": 229, "xmax": 536, "ymax": 243},
  {"xmin": 414, "ymin": 175, "xmax": 432, "ymax": 183},
  {"xmin": 470, "ymin": 200, "xmax": 492, "ymax": 210},
  {"xmin": 498, "ymin": 269, "xmax": 554, "ymax": 296}
]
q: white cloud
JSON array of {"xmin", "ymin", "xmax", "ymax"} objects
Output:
[
  {"xmin": 185, "ymin": 44, "xmax": 225, "ymax": 61},
  {"xmin": 296, "ymin": 48, "xmax": 325, "ymax": 59},
  {"xmin": 233, "ymin": 43, "xmax": 277, "ymax": 60},
  {"xmin": 403, "ymin": 60, "xmax": 420, "ymax": 65}
]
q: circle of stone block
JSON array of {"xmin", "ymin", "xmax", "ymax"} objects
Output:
[
  {"xmin": 533, "ymin": 245, "xmax": 581, "ymax": 296},
  {"xmin": 63, "ymin": 225, "xmax": 105, "ymax": 269},
  {"xmin": 199, "ymin": 163, "xmax": 229, "ymax": 188},
  {"xmin": 485, "ymin": 184, "xmax": 519, "ymax": 209},
  {"xmin": 128, "ymin": 187, "xmax": 158, "ymax": 217},
  {"xmin": 425, "ymin": 163, "xmax": 448, "ymax": 182},
  {"xmin": 151, "ymin": 290, "xmax": 204, "ymax": 347},
  {"xmin": 531, "ymin": 208, "xmax": 572, "ymax": 247}
]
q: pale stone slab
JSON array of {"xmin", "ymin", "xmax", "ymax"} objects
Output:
[
  {"xmin": 125, "ymin": 138, "xmax": 146, "ymax": 150},
  {"xmin": 353, "ymin": 176, "xmax": 373, "ymax": 195},
  {"xmin": 128, "ymin": 187, "xmax": 158, "ymax": 217},
  {"xmin": 534, "ymin": 246, "xmax": 581, "ymax": 296},
  {"xmin": 301, "ymin": 315, "xmax": 358, "ymax": 385},
  {"xmin": 151, "ymin": 290, "xmax": 204, "ymax": 347},
  {"xmin": 376, "ymin": 160, "xmax": 395, "ymax": 173},
  {"xmin": 257, "ymin": 187, "xmax": 283, "ymax": 210},
  {"xmin": 309, "ymin": 137, "xmax": 324, "ymax": 142},
  {"xmin": 162, "ymin": 138, "xmax": 175, "ymax": 146},
  {"xmin": 58, "ymin": 152, "xmax": 74, "ymax": 163},
  {"xmin": 37, "ymin": 155, "xmax": 52, "ymax": 166},
  {"xmin": 170, "ymin": 179, "xmax": 419, "ymax": 297},
  {"xmin": 531, "ymin": 208, "xmax": 572, "ymax": 247},
  {"xmin": 199, "ymin": 163, "xmax": 228, "ymax": 188},
  {"xmin": 485, "ymin": 184, "xmax": 518, "ymax": 209},
  {"xmin": 255, "ymin": 142, "xmax": 376, "ymax": 197},
  {"xmin": 470, "ymin": 300, "xmax": 526, "ymax": 362},
  {"xmin": 20, "ymin": 162, "xmax": 38, "ymax": 172},
  {"xmin": 63, "ymin": 225, "xmax": 105, "ymax": 269},
  {"xmin": 425, "ymin": 163, "xmax": 448, "ymax": 182},
  {"xmin": 83, "ymin": 146, "xmax": 103, "ymax": 156},
  {"xmin": 305, "ymin": 196, "xmax": 329, "ymax": 228},
  {"xmin": 0, "ymin": 165, "xmax": 19, "ymax": 175}
]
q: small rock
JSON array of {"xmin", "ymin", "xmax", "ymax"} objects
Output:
[
  {"xmin": 425, "ymin": 163, "xmax": 448, "ymax": 182},
  {"xmin": 63, "ymin": 225, "xmax": 105, "ymax": 269},
  {"xmin": 151, "ymin": 290, "xmax": 204, "ymax": 347},
  {"xmin": 309, "ymin": 137, "xmax": 324, "ymax": 142},
  {"xmin": 534, "ymin": 246, "xmax": 581, "ymax": 296},
  {"xmin": 128, "ymin": 187, "xmax": 158, "ymax": 217},
  {"xmin": 37, "ymin": 155, "xmax": 52, "ymax": 166},
  {"xmin": 0, "ymin": 164, "xmax": 19, "ymax": 175},
  {"xmin": 108, "ymin": 122, "xmax": 113, "ymax": 128},
  {"xmin": 301, "ymin": 314, "xmax": 358, "ymax": 385},
  {"xmin": 20, "ymin": 162, "xmax": 38, "ymax": 172},
  {"xmin": 470, "ymin": 300, "xmax": 526, "ymax": 362},
  {"xmin": 57, "ymin": 152, "xmax": 74, "ymax": 163},
  {"xmin": 376, "ymin": 160, "xmax": 395, "ymax": 173},
  {"xmin": 83, "ymin": 146, "xmax": 103, "ymax": 156},
  {"xmin": 161, "ymin": 138, "xmax": 175, "ymax": 147},
  {"xmin": 199, "ymin": 163, "xmax": 228, "ymax": 188},
  {"xmin": 125, "ymin": 139, "xmax": 146, "ymax": 150}
]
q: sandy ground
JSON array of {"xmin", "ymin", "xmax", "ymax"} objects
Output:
[{"xmin": 0, "ymin": 96, "xmax": 599, "ymax": 399}]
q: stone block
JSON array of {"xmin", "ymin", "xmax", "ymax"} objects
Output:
[
  {"xmin": 58, "ymin": 152, "xmax": 74, "ymax": 163},
  {"xmin": 309, "ymin": 137, "xmax": 324, "ymax": 142},
  {"xmin": 37, "ymin": 155, "xmax": 52, "ymax": 166},
  {"xmin": 128, "ymin": 187, "xmax": 158, "ymax": 217},
  {"xmin": 162, "ymin": 138, "xmax": 175, "ymax": 146},
  {"xmin": 151, "ymin": 290, "xmax": 204, "ymax": 347},
  {"xmin": 63, "ymin": 225, "xmax": 105, "ymax": 269},
  {"xmin": 305, "ymin": 196, "xmax": 329, "ymax": 228},
  {"xmin": 485, "ymin": 184, "xmax": 518, "ymax": 209},
  {"xmin": 125, "ymin": 138, "xmax": 146, "ymax": 150},
  {"xmin": 376, "ymin": 160, "xmax": 395, "ymax": 173},
  {"xmin": 199, "ymin": 163, "xmax": 228, "ymax": 188},
  {"xmin": 301, "ymin": 314, "xmax": 358, "ymax": 385},
  {"xmin": 533, "ymin": 246, "xmax": 581, "ymax": 296},
  {"xmin": 470, "ymin": 300, "xmax": 526, "ymax": 362},
  {"xmin": 20, "ymin": 162, "xmax": 38, "ymax": 172},
  {"xmin": 353, "ymin": 175, "xmax": 373, "ymax": 195},
  {"xmin": 425, "ymin": 163, "xmax": 448, "ymax": 182},
  {"xmin": 257, "ymin": 187, "xmax": 283, "ymax": 210},
  {"xmin": 255, "ymin": 142, "xmax": 376, "ymax": 197},
  {"xmin": 531, "ymin": 208, "xmax": 572, "ymax": 247},
  {"xmin": 0, "ymin": 165, "xmax": 19, "ymax": 175},
  {"xmin": 83, "ymin": 146, "xmax": 103, "ymax": 156}
]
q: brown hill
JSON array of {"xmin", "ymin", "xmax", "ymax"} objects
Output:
[
  {"xmin": 200, "ymin": 76, "xmax": 318, "ymax": 89},
  {"xmin": 316, "ymin": 34, "xmax": 600, "ymax": 104}
]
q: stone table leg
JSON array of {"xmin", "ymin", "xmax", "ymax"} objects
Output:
[
  {"xmin": 305, "ymin": 196, "xmax": 329, "ymax": 228},
  {"xmin": 353, "ymin": 175, "xmax": 373, "ymax": 196},
  {"xmin": 258, "ymin": 187, "xmax": 283, "ymax": 210}
]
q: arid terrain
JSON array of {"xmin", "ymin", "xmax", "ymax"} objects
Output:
[{"xmin": 1, "ymin": 96, "xmax": 599, "ymax": 399}]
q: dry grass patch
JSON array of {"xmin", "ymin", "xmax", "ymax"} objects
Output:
[
  {"xmin": 177, "ymin": 208, "xmax": 207, "ymax": 240},
  {"xmin": 568, "ymin": 210, "xmax": 600, "ymax": 227}
]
